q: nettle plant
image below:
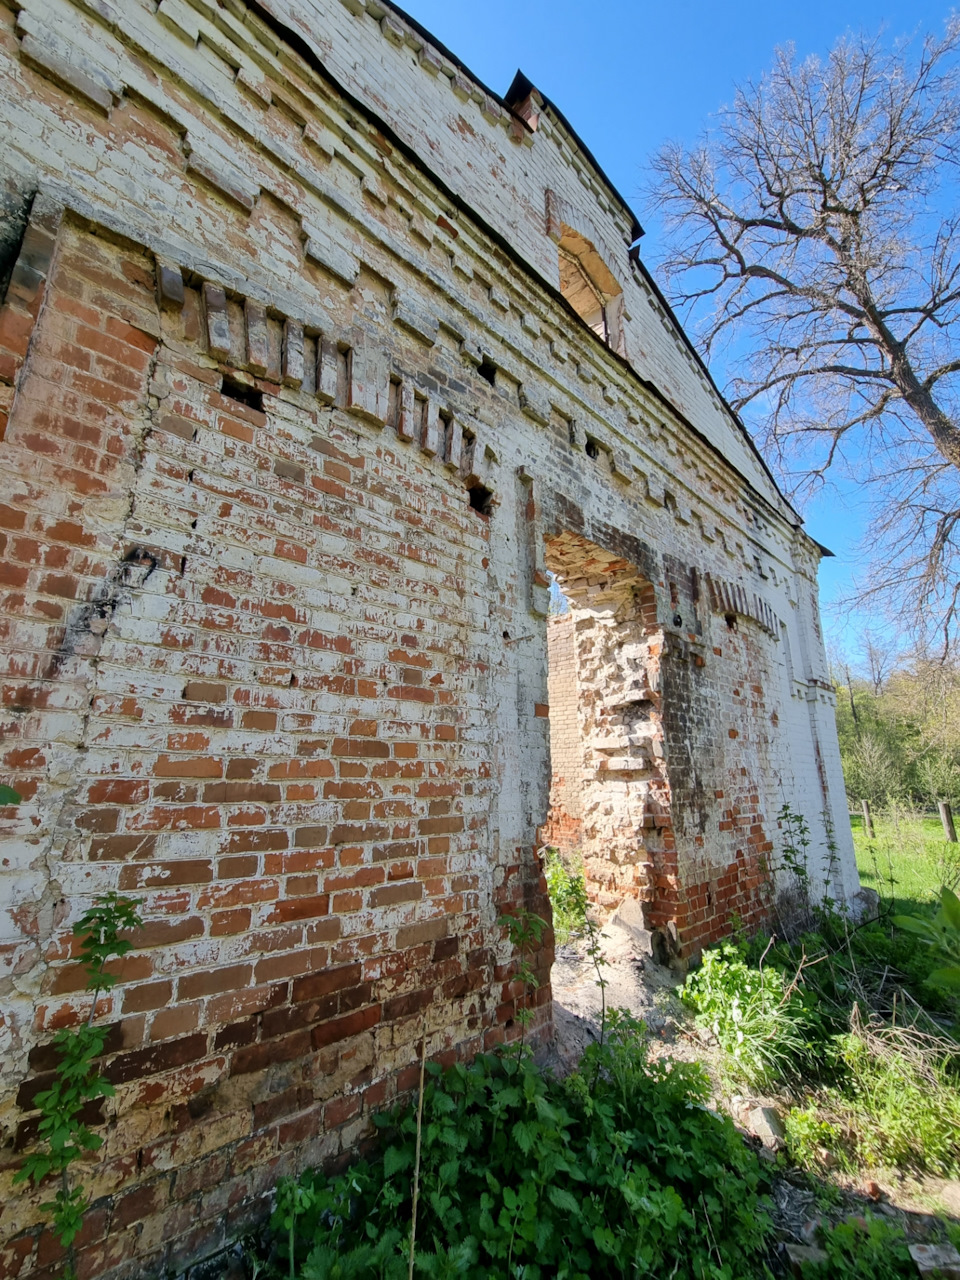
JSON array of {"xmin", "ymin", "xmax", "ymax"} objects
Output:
[
  {"xmin": 894, "ymin": 886, "xmax": 960, "ymax": 988},
  {"xmin": 496, "ymin": 907, "xmax": 547, "ymax": 1057},
  {"xmin": 15, "ymin": 892, "xmax": 144, "ymax": 1278}
]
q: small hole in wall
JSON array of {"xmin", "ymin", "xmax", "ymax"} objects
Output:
[
  {"xmin": 468, "ymin": 483, "xmax": 493, "ymax": 515},
  {"xmin": 503, "ymin": 630, "xmax": 510, "ymax": 640},
  {"xmin": 221, "ymin": 375, "xmax": 263, "ymax": 412},
  {"xmin": 585, "ymin": 438, "xmax": 600, "ymax": 460},
  {"xmin": 477, "ymin": 357, "xmax": 497, "ymax": 386},
  {"xmin": 725, "ymin": 613, "xmax": 738, "ymax": 631}
]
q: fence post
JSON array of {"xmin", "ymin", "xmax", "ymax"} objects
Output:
[
  {"xmin": 939, "ymin": 801, "xmax": 958, "ymax": 843},
  {"xmin": 861, "ymin": 799, "xmax": 876, "ymax": 839}
]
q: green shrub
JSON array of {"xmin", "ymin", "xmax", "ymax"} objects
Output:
[
  {"xmin": 783, "ymin": 1104, "xmax": 848, "ymax": 1172},
  {"xmin": 894, "ymin": 886, "xmax": 960, "ymax": 989},
  {"xmin": 681, "ymin": 943, "xmax": 819, "ymax": 1088},
  {"xmin": 261, "ymin": 1011, "xmax": 773, "ymax": 1279},
  {"xmin": 543, "ymin": 848, "xmax": 588, "ymax": 944},
  {"xmin": 802, "ymin": 1216, "xmax": 914, "ymax": 1278}
]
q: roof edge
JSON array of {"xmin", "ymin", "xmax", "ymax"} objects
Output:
[
  {"xmin": 350, "ymin": 4, "xmax": 800, "ymax": 524},
  {"xmin": 247, "ymin": 0, "xmax": 804, "ymax": 535},
  {"xmin": 380, "ymin": 3, "xmax": 643, "ymax": 244}
]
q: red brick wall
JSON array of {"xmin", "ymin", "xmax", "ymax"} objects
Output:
[
  {"xmin": 540, "ymin": 612, "xmax": 582, "ymax": 854},
  {"xmin": 0, "ymin": 217, "xmax": 552, "ymax": 1279},
  {"xmin": 0, "ymin": 0, "xmax": 861, "ymax": 1266}
]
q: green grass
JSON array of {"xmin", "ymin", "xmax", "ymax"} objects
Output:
[{"xmin": 851, "ymin": 811, "xmax": 960, "ymax": 911}]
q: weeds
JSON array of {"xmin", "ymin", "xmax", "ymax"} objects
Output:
[
  {"xmin": 582, "ymin": 914, "xmax": 608, "ymax": 1060},
  {"xmin": 783, "ymin": 1104, "xmax": 847, "ymax": 1172},
  {"xmin": 686, "ymin": 921, "xmax": 960, "ymax": 1176},
  {"xmin": 258, "ymin": 1012, "xmax": 773, "ymax": 1279},
  {"xmin": 807, "ymin": 1217, "xmax": 915, "ymax": 1278},
  {"xmin": 828, "ymin": 1024, "xmax": 960, "ymax": 1175},
  {"xmin": 15, "ymin": 893, "xmax": 144, "ymax": 1279},
  {"xmin": 497, "ymin": 908, "xmax": 546, "ymax": 1057},
  {"xmin": 681, "ymin": 942, "xmax": 818, "ymax": 1089},
  {"xmin": 678, "ymin": 798, "xmax": 960, "ymax": 1191},
  {"xmin": 542, "ymin": 848, "xmax": 588, "ymax": 944}
]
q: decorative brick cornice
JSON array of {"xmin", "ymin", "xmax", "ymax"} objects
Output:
[{"xmin": 705, "ymin": 573, "xmax": 780, "ymax": 637}]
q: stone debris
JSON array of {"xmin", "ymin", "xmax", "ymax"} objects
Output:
[
  {"xmin": 783, "ymin": 1243, "xmax": 829, "ymax": 1275},
  {"xmin": 909, "ymin": 1243, "xmax": 960, "ymax": 1278},
  {"xmin": 745, "ymin": 1105, "xmax": 786, "ymax": 1149}
]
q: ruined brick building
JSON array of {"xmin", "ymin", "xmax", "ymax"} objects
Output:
[{"xmin": 0, "ymin": 0, "xmax": 860, "ymax": 1273}]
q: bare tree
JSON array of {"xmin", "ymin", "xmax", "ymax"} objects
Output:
[
  {"xmin": 863, "ymin": 631, "xmax": 899, "ymax": 696},
  {"xmin": 648, "ymin": 23, "xmax": 960, "ymax": 651}
]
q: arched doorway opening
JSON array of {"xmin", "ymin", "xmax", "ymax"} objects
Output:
[{"xmin": 540, "ymin": 532, "xmax": 674, "ymax": 927}]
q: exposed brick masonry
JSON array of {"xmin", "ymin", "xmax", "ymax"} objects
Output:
[
  {"xmin": 540, "ymin": 613, "xmax": 581, "ymax": 855},
  {"xmin": 0, "ymin": 0, "xmax": 858, "ymax": 1274}
]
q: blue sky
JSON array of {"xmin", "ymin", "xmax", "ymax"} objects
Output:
[{"xmin": 397, "ymin": 0, "xmax": 956, "ymax": 662}]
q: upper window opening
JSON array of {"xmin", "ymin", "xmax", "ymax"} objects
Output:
[
  {"xmin": 560, "ymin": 247, "xmax": 609, "ymax": 341},
  {"xmin": 557, "ymin": 227, "xmax": 623, "ymax": 352}
]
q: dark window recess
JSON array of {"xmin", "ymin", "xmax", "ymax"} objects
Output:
[
  {"xmin": 461, "ymin": 428, "xmax": 477, "ymax": 470},
  {"xmin": 585, "ymin": 438, "xmax": 600, "ymax": 460},
  {"xmin": 477, "ymin": 357, "xmax": 497, "ymax": 386},
  {"xmin": 440, "ymin": 410, "xmax": 454, "ymax": 463},
  {"xmin": 0, "ymin": 190, "xmax": 35, "ymax": 307},
  {"xmin": 221, "ymin": 375, "xmax": 263, "ymax": 412},
  {"xmin": 335, "ymin": 344, "xmax": 352, "ymax": 407},
  {"xmin": 468, "ymin": 482, "xmax": 493, "ymax": 515},
  {"xmin": 387, "ymin": 377, "xmax": 401, "ymax": 430},
  {"xmin": 415, "ymin": 394, "xmax": 428, "ymax": 446}
]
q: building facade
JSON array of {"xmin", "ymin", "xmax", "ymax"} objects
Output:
[{"xmin": 0, "ymin": 0, "xmax": 858, "ymax": 1273}]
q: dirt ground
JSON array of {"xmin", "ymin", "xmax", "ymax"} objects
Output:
[
  {"xmin": 548, "ymin": 920, "xmax": 960, "ymax": 1269},
  {"xmin": 549, "ymin": 917, "xmax": 683, "ymax": 1072}
]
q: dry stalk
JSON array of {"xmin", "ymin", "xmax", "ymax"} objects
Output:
[
  {"xmin": 408, "ymin": 1026, "xmax": 427, "ymax": 1280},
  {"xmin": 849, "ymin": 1001, "xmax": 959, "ymax": 1086},
  {"xmin": 781, "ymin": 946, "xmax": 829, "ymax": 1004}
]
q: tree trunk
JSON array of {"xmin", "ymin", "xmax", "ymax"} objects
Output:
[
  {"xmin": 861, "ymin": 799, "xmax": 876, "ymax": 839},
  {"xmin": 844, "ymin": 665, "xmax": 859, "ymax": 726}
]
